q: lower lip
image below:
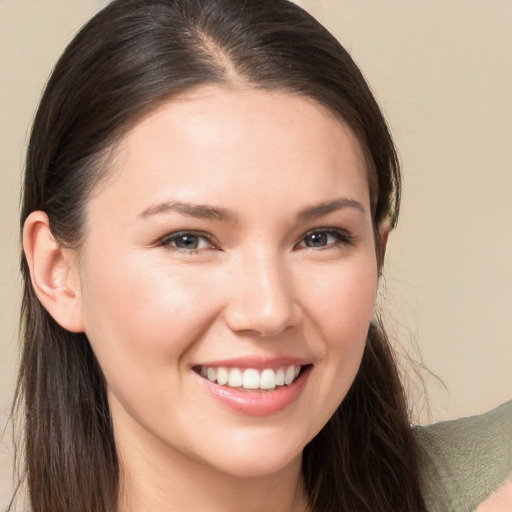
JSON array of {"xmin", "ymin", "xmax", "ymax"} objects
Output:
[{"xmin": 197, "ymin": 367, "xmax": 311, "ymax": 416}]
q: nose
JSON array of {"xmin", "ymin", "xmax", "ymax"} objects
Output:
[{"xmin": 223, "ymin": 251, "xmax": 301, "ymax": 337}]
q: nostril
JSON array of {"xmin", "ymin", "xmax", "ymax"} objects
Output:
[{"xmin": 223, "ymin": 299, "xmax": 301, "ymax": 337}]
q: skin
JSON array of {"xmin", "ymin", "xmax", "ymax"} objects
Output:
[
  {"xmin": 24, "ymin": 86, "xmax": 385, "ymax": 512},
  {"xmin": 476, "ymin": 479, "xmax": 512, "ymax": 512}
]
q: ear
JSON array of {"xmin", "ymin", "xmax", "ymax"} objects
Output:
[
  {"xmin": 23, "ymin": 211, "xmax": 85, "ymax": 332},
  {"xmin": 376, "ymin": 219, "xmax": 390, "ymax": 272}
]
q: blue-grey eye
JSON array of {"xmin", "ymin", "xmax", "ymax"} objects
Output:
[
  {"xmin": 161, "ymin": 232, "xmax": 212, "ymax": 251},
  {"xmin": 300, "ymin": 230, "xmax": 351, "ymax": 249},
  {"xmin": 174, "ymin": 234, "xmax": 201, "ymax": 249},
  {"xmin": 305, "ymin": 232, "xmax": 328, "ymax": 247}
]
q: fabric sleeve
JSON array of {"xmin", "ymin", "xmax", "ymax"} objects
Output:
[{"xmin": 414, "ymin": 400, "xmax": 512, "ymax": 512}]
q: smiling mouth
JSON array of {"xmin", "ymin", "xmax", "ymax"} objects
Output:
[{"xmin": 194, "ymin": 365, "xmax": 309, "ymax": 391}]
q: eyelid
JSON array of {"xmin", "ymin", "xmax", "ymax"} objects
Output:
[
  {"xmin": 296, "ymin": 227, "xmax": 355, "ymax": 249},
  {"xmin": 157, "ymin": 230, "xmax": 218, "ymax": 251},
  {"xmin": 154, "ymin": 227, "xmax": 354, "ymax": 252}
]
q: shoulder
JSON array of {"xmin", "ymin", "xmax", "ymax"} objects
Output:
[{"xmin": 414, "ymin": 400, "xmax": 512, "ymax": 512}]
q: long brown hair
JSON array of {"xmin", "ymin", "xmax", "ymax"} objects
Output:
[{"xmin": 10, "ymin": 0, "xmax": 425, "ymax": 510}]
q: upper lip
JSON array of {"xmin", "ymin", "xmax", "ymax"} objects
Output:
[{"xmin": 194, "ymin": 356, "xmax": 311, "ymax": 370}]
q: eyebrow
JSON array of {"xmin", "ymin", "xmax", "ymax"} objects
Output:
[
  {"xmin": 138, "ymin": 201, "xmax": 236, "ymax": 223},
  {"xmin": 137, "ymin": 197, "xmax": 366, "ymax": 223},
  {"xmin": 298, "ymin": 197, "xmax": 366, "ymax": 220}
]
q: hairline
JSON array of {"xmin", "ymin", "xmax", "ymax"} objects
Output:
[{"xmin": 80, "ymin": 82, "xmax": 380, "ymax": 243}]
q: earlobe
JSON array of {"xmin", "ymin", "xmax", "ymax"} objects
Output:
[{"xmin": 23, "ymin": 211, "xmax": 85, "ymax": 333}]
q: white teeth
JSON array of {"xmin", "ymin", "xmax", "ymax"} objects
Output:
[
  {"xmin": 284, "ymin": 366, "xmax": 296, "ymax": 385},
  {"xmin": 199, "ymin": 365, "xmax": 303, "ymax": 390},
  {"xmin": 216, "ymin": 367, "xmax": 229, "ymax": 386},
  {"xmin": 275, "ymin": 368, "xmax": 285, "ymax": 386},
  {"xmin": 260, "ymin": 369, "xmax": 277, "ymax": 389},
  {"xmin": 228, "ymin": 368, "xmax": 243, "ymax": 387},
  {"xmin": 242, "ymin": 369, "xmax": 260, "ymax": 389},
  {"xmin": 207, "ymin": 367, "xmax": 217, "ymax": 382}
]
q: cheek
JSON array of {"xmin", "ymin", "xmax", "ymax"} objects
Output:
[
  {"xmin": 78, "ymin": 251, "xmax": 220, "ymax": 387},
  {"xmin": 298, "ymin": 256, "xmax": 378, "ymax": 344},
  {"xmin": 296, "ymin": 255, "xmax": 377, "ymax": 420}
]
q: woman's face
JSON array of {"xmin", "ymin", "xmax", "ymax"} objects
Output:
[{"xmin": 76, "ymin": 86, "xmax": 379, "ymax": 478}]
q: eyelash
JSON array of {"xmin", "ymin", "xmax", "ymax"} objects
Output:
[
  {"xmin": 157, "ymin": 228, "xmax": 355, "ymax": 253},
  {"xmin": 158, "ymin": 231, "xmax": 217, "ymax": 253},
  {"xmin": 297, "ymin": 228, "xmax": 355, "ymax": 250}
]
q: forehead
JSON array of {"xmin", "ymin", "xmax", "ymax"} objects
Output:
[{"xmin": 89, "ymin": 86, "xmax": 370, "ymax": 219}]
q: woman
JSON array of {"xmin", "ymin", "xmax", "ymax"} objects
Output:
[{"xmin": 9, "ymin": 0, "xmax": 509, "ymax": 511}]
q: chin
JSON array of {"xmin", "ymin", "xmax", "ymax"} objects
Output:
[
  {"xmin": 188, "ymin": 427, "xmax": 308, "ymax": 479},
  {"xmin": 211, "ymin": 447, "xmax": 303, "ymax": 479}
]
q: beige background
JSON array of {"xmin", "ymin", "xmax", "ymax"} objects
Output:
[{"xmin": 1, "ymin": 0, "xmax": 511, "ymax": 506}]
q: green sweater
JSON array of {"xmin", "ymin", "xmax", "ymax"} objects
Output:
[{"xmin": 415, "ymin": 400, "xmax": 512, "ymax": 512}]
